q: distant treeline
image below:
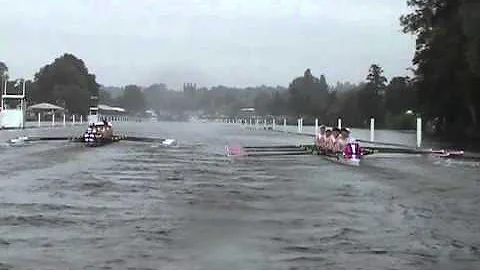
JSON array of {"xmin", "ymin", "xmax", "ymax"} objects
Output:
[
  {"xmin": 1, "ymin": 0, "xmax": 478, "ymax": 136},
  {"xmin": 99, "ymin": 65, "xmax": 415, "ymax": 129}
]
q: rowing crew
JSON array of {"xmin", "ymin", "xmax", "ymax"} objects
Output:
[{"xmin": 315, "ymin": 126, "xmax": 362, "ymax": 158}]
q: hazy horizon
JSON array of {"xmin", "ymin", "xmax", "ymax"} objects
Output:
[{"xmin": 1, "ymin": 0, "xmax": 415, "ymax": 90}]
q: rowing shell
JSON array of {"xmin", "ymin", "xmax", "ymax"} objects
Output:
[{"xmin": 305, "ymin": 145, "xmax": 361, "ymax": 166}]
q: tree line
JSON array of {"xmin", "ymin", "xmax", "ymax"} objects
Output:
[
  {"xmin": 1, "ymin": 0, "xmax": 478, "ymax": 136},
  {"xmin": 0, "ymin": 54, "xmax": 147, "ymax": 116}
]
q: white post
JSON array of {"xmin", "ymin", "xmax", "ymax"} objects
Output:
[
  {"xmin": 300, "ymin": 118, "xmax": 303, "ymax": 132},
  {"xmin": 63, "ymin": 114, "xmax": 66, "ymax": 126},
  {"xmin": 249, "ymin": 118, "xmax": 252, "ymax": 126},
  {"xmin": 283, "ymin": 118, "xmax": 287, "ymax": 131},
  {"xmin": 37, "ymin": 113, "xmax": 41, "ymax": 127},
  {"xmin": 272, "ymin": 118, "xmax": 276, "ymax": 130},
  {"xmin": 416, "ymin": 117, "xmax": 422, "ymax": 148},
  {"xmin": 80, "ymin": 115, "xmax": 83, "ymax": 124},
  {"xmin": 370, "ymin": 118, "xmax": 375, "ymax": 142},
  {"xmin": 297, "ymin": 118, "xmax": 301, "ymax": 132},
  {"xmin": 337, "ymin": 118, "xmax": 342, "ymax": 129},
  {"xmin": 72, "ymin": 115, "xmax": 76, "ymax": 125},
  {"xmin": 314, "ymin": 118, "xmax": 319, "ymax": 135},
  {"xmin": 52, "ymin": 113, "xmax": 55, "ymax": 127}
]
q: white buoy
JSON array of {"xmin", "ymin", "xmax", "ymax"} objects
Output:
[
  {"xmin": 416, "ymin": 117, "xmax": 422, "ymax": 148},
  {"xmin": 37, "ymin": 113, "xmax": 41, "ymax": 127},
  {"xmin": 300, "ymin": 118, "xmax": 303, "ymax": 132},
  {"xmin": 162, "ymin": 138, "xmax": 177, "ymax": 146},
  {"xmin": 314, "ymin": 118, "xmax": 319, "ymax": 135},
  {"xmin": 63, "ymin": 114, "xmax": 66, "ymax": 126},
  {"xmin": 297, "ymin": 118, "xmax": 301, "ymax": 133},
  {"xmin": 370, "ymin": 118, "xmax": 375, "ymax": 142},
  {"xmin": 337, "ymin": 118, "xmax": 342, "ymax": 129}
]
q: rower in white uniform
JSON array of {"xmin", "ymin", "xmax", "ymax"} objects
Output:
[
  {"xmin": 315, "ymin": 125, "xmax": 327, "ymax": 147},
  {"xmin": 334, "ymin": 128, "xmax": 350, "ymax": 152},
  {"xmin": 337, "ymin": 128, "xmax": 362, "ymax": 158},
  {"xmin": 326, "ymin": 128, "xmax": 341, "ymax": 152}
]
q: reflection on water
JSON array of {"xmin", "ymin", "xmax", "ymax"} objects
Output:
[{"xmin": 0, "ymin": 122, "xmax": 479, "ymax": 269}]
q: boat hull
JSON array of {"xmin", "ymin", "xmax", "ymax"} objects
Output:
[
  {"xmin": 84, "ymin": 138, "xmax": 113, "ymax": 147},
  {"xmin": 304, "ymin": 145, "xmax": 362, "ymax": 166}
]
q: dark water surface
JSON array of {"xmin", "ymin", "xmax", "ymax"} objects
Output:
[{"xmin": 0, "ymin": 122, "xmax": 479, "ymax": 270}]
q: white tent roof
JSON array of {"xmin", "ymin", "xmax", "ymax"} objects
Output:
[
  {"xmin": 27, "ymin": 102, "xmax": 64, "ymax": 111},
  {"xmin": 98, "ymin": 104, "xmax": 125, "ymax": 112}
]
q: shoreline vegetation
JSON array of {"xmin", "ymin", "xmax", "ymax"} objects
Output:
[{"xmin": 1, "ymin": 0, "xmax": 479, "ymax": 140}]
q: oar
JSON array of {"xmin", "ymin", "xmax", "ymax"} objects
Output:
[
  {"xmin": 243, "ymin": 147, "xmax": 305, "ymax": 152},
  {"xmin": 356, "ymin": 139, "xmax": 413, "ymax": 148},
  {"xmin": 118, "ymin": 136, "xmax": 177, "ymax": 146},
  {"xmin": 229, "ymin": 151, "xmax": 311, "ymax": 157},
  {"xmin": 363, "ymin": 146, "xmax": 464, "ymax": 156},
  {"xmin": 117, "ymin": 136, "xmax": 166, "ymax": 143},
  {"xmin": 242, "ymin": 145, "xmax": 308, "ymax": 149},
  {"xmin": 8, "ymin": 136, "xmax": 82, "ymax": 143}
]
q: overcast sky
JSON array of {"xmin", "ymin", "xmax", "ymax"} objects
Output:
[{"xmin": 1, "ymin": 0, "xmax": 415, "ymax": 90}]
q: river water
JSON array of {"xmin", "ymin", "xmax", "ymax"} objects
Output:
[{"xmin": 0, "ymin": 121, "xmax": 479, "ymax": 270}]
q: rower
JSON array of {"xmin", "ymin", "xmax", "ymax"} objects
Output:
[
  {"xmin": 327, "ymin": 127, "xmax": 341, "ymax": 152},
  {"xmin": 334, "ymin": 127, "xmax": 350, "ymax": 152},
  {"xmin": 315, "ymin": 125, "xmax": 326, "ymax": 147},
  {"xmin": 323, "ymin": 129, "xmax": 332, "ymax": 149}
]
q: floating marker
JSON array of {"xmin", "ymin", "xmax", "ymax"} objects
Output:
[
  {"xmin": 417, "ymin": 117, "xmax": 422, "ymax": 148},
  {"xmin": 370, "ymin": 118, "xmax": 375, "ymax": 142}
]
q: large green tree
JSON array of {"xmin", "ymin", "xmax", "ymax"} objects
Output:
[
  {"xmin": 0, "ymin": 62, "xmax": 8, "ymax": 94},
  {"xmin": 385, "ymin": 76, "xmax": 416, "ymax": 115},
  {"xmin": 400, "ymin": 0, "xmax": 480, "ymax": 134},
  {"xmin": 116, "ymin": 85, "xmax": 146, "ymax": 114},
  {"xmin": 288, "ymin": 69, "xmax": 329, "ymax": 117},
  {"xmin": 0, "ymin": 61, "xmax": 7, "ymax": 77},
  {"xmin": 32, "ymin": 53, "xmax": 99, "ymax": 115},
  {"xmin": 356, "ymin": 64, "xmax": 387, "ymax": 126}
]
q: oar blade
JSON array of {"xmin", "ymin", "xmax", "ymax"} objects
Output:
[{"xmin": 119, "ymin": 136, "xmax": 177, "ymax": 146}]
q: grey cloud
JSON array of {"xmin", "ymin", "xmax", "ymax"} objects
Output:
[{"xmin": 1, "ymin": 0, "xmax": 415, "ymax": 89}]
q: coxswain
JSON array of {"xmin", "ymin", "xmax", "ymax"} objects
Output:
[
  {"xmin": 315, "ymin": 125, "xmax": 327, "ymax": 147},
  {"xmin": 340, "ymin": 128, "xmax": 362, "ymax": 159}
]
